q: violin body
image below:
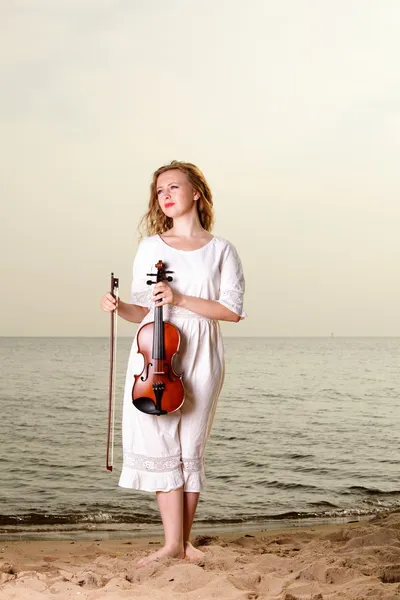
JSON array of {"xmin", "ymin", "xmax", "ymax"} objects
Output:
[
  {"xmin": 131, "ymin": 260, "xmax": 185, "ymax": 415},
  {"xmin": 133, "ymin": 321, "xmax": 184, "ymax": 414}
]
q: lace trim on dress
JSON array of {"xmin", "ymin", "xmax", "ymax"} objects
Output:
[
  {"xmin": 131, "ymin": 295, "xmax": 210, "ymax": 320},
  {"xmin": 182, "ymin": 457, "xmax": 203, "ymax": 472},
  {"xmin": 123, "ymin": 452, "xmax": 181, "ymax": 472},
  {"xmin": 131, "ymin": 289, "xmax": 152, "ymax": 307},
  {"xmin": 218, "ymin": 289, "xmax": 244, "ymax": 316},
  {"xmin": 164, "ymin": 306, "xmax": 212, "ymax": 321},
  {"xmin": 123, "ymin": 453, "xmax": 203, "ymax": 474}
]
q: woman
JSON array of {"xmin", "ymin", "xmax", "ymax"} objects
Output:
[{"xmin": 101, "ymin": 160, "xmax": 246, "ymax": 567}]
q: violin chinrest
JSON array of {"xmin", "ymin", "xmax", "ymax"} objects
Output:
[{"xmin": 133, "ymin": 396, "xmax": 168, "ymax": 416}]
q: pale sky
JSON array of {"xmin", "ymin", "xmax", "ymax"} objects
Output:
[{"xmin": 1, "ymin": 0, "xmax": 399, "ymax": 337}]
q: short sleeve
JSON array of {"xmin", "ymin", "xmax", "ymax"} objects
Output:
[
  {"xmin": 130, "ymin": 241, "xmax": 152, "ymax": 308},
  {"xmin": 217, "ymin": 242, "xmax": 246, "ymax": 319}
]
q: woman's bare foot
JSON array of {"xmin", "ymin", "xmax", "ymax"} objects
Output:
[
  {"xmin": 184, "ymin": 541, "xmax": 205, "ymax": 561},
  {"xmin": 136, "ymin": 544, "xmax": 185, "ymax": 569}
]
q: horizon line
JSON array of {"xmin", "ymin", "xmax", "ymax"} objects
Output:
[{"xmin": 1, "ymin": 335, "xmax": 399, "ymax": 339}]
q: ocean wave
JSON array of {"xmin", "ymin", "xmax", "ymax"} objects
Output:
[
  {"xmin": 346, "ymin": 486, "xmax": 400, "ymax": 496},
  {"xmin": 2, "ymin": 505, "xmax": 400, "ymax": 531}
]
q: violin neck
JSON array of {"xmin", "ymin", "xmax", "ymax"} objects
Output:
[{"xmin": 152, "ymin": 305, "xmax": 165, "ymax": 360}]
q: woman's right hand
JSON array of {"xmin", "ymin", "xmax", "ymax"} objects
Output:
[{"xmin": 100, "ymin": 292, "xmax": 118, "ymax": 312}]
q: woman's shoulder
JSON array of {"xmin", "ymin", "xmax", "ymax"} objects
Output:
[
  {"xmin": 137, "ymin": 234, "xmax": 160, "ymax": 250},
  {"xmin": 213, "ymin": 235, "xmax": 240, "ymax": 253},
  {"xmin": 213, "ymin": 235, "xmax": 230, "ymax": 246}
]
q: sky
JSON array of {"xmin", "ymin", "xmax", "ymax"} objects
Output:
[{"xmin": 1, "ymin": 0, "xmax": 399, "ymax": 337}]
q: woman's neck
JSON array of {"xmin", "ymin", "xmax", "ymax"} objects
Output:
[{"xmin": 167, "ymin": 214, "xmax": 205, "ymax": 238}]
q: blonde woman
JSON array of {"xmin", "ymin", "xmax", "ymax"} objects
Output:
[{"xmin": 101, "ymin": 161, "xmax": 246, "ymax": 567}]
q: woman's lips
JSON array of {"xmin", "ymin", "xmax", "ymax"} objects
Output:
[{"xmin": 165, "ymin": 202, "xmax": 175, "ymax": 208}]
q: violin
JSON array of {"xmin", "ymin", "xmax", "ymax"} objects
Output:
[{"xmin": 132, "ymin": 260, "xmax": 185, "ymax": 415}]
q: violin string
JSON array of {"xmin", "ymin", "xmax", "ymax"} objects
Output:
[
  {"xmin": 158, "ymin": 302, "xmax": 161, "ymax": 361},
  {"xmin": 160, "ymin": 300, "xmax": 164, "ymax": 361},
  {"xmin": 158, "ymin": 303, "xmax": 161, "ymax": 367},
  {"xmin": 155, "ymin": 295, "xmax": 158, "ymax": 369}
]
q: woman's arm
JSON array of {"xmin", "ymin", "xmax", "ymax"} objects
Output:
[
  {"xmin": 117, "ymin": 300, "xmax": 150, "ymax": 324},
  {"xmin": 151, "ymin": 283, "xmax": 241, "ymax": 323},
  {"xmin": 177, "ymin": 294, "xmax": 241, "ymax": 323},
  {"xmin": 101, "ymin": 293, "xmax": 149, "ymax": 323}
]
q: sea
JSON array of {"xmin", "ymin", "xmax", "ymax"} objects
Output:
[{"xmin": 0, "ymin": 336, "xmax": 399, "ymax": 541}]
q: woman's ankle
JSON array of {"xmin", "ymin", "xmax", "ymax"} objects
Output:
[{"xmin": 164, "ymin": 540, "xmax": 184, "ymax": 552}]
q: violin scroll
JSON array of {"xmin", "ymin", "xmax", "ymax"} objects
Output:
[{"xmin": 146, "ymin": 260, "xmax": 173, "ymax": 285}]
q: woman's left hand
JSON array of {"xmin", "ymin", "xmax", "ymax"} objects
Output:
[{"xmin": 152, "ymin": 282, "xmax": 182, "ymax": 307}]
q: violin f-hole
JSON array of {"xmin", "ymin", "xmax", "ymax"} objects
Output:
[{"xmin": 140, "ymin": 362, "xmax": 153, "ymax": 382}]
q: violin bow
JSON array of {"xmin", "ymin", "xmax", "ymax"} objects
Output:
[{"xmin": 106, "ymin": 272, "xmax": 119, "ymax": 472}]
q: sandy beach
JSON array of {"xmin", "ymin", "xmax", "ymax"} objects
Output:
[{"xmin": 1, "ymin": 511, "xmax": 400, "ymax": 599}]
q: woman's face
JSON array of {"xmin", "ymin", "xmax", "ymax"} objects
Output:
[{"xmin": 156, "ymin": 169, "xmax": 198, "ymax": 218}]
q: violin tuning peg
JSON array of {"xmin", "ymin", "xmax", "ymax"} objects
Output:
[
  {"xmin": 167, "ymin": 276, "xmax": 173, "ymax": 282},
  {"xmin": 146, "ymin": 280, "xmax": 154, "ymax": 285}
]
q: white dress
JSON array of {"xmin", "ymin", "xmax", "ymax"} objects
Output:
[{"xmin": 118, "ymin": 234, "xmax": 246, "ymax": 493}]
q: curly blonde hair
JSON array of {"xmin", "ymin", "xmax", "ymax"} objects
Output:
[{"xmin": 138, "ymin": 161, "xmax": 214, "ymax": 238}]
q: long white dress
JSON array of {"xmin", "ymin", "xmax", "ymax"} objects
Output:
[{"xmin": 118, "ymin": 234, "xmax": 246, "ymax": 493}]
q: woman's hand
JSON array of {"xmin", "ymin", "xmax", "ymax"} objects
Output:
[
  {"xmin": 152, "ymin": 282, "xmax": 182, "ymax": 307},
  {"xmin": 100, "ymin": 292, "xmax": 118, "ymax": 312}
]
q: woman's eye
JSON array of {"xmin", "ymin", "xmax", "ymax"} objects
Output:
[{"xmin": 170, "ymin": 185, "xmax": 178, "ymax": 189}]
